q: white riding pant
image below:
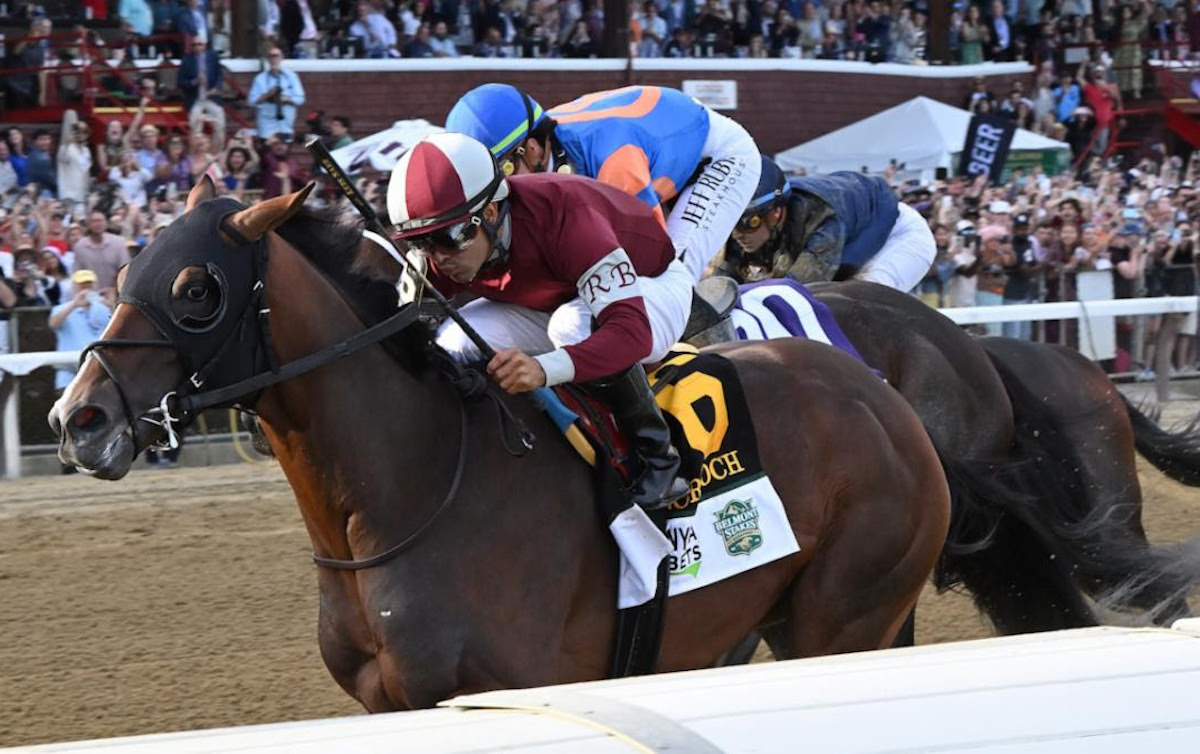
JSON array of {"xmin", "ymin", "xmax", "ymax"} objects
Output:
[
  {"xmin": 436, "ymin": 259, "xmax": 695, "ymax": 380},
  {"xmin": 667, "ymin": 108, "xmax": 761, "ymax": 283},
  {"xmin": 854, "ymin": 202, "xmax": 936, "ymax": 293}
]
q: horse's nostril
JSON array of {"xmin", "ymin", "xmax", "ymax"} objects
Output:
[{"xmin": 68, "ymin": 405, "xmax": 108, "ymax": 434}]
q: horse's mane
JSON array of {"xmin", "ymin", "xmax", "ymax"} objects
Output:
[{"xmin": 275, "ymin": 206, "xmax": 436, "ymax": 372}]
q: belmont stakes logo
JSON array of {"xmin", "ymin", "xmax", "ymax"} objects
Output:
[{"xmin": 713, "ymin": 499, "xmax": 763, "ymax": 556}]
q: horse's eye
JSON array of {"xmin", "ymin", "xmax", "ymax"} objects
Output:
[{"xmin": 186, "ymin": 284, "xmax": 209, "ymax": 302}]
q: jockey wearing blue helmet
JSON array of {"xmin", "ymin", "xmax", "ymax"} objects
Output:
[
  {"xmin": 720, "ymin": 154, "xmax": 936, "ymax": 293},
  {"xmin": 445, "ymin": 83, "xmax": 554, "ymax": 176},
  {"xmin": 445, "ymin": 83, "xmax": 761, "ymax": 283}
]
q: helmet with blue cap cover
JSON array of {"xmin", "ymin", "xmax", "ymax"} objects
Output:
[
  {"xmin": 445, "ymin": 84, "xmax": 554, "ymax": 176},
  {"xmin": 736, "ymin": 154, "xmax": 792, "ymax": 233}
]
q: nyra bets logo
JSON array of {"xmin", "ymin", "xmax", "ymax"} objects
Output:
[
  {"xmin": 667, "ymin": 525, "xmax": 702, "ymax": 578},
  {"xmin": 713, "ymin": 499, "xmax": 763, "ymax": 556}
]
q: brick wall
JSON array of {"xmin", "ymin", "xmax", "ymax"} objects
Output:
[{"xmin": 228, "ymin": 67, "xmax": 1030, "ymax": 155}]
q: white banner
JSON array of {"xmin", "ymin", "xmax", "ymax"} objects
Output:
[
  {"xmin": 665, "ymin": 474, "xmax": 799, "ymax": 597},
  {"xmin": 329, "ymin": 119, "xmax": 444, "ymax": 173},
  {"xmin": 682, "ymin": 80, "xmax": 738, "ymax": 110}
]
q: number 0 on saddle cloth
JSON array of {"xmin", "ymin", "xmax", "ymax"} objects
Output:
[{"xmin": 649, "ymin": 350, "xmax": 800, "ymax": 597}]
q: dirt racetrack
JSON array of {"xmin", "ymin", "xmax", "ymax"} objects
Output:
[{"xmin": 1, "ymin": 454, "xmax": 1199, "ymax": 747}]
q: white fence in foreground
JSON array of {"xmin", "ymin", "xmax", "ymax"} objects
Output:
[
  {"xmin": 10, "ymin": 621, "xmax": 1200, "ymax": 753},
  {"xmin": 2, "ymin": 294, "xmax": 1196, "ymax": 478}
]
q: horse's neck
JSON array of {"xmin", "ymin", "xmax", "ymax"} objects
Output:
[{"xmin": 254, "ymin": 237, "xmax": 455, "ymax": 562}]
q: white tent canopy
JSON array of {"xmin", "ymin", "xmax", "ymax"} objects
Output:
[
  {"xmin": 330, "ymin": 119, "xmax": 444, "ymax": 173},
  {"xmin": 775, "ymin": 96, "xmax": 1069, "ymax": 175}
]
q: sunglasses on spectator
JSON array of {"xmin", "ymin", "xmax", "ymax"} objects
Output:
[{"xmin": 401, "ymin": 216, "xmax": 482, "ymax": 254}]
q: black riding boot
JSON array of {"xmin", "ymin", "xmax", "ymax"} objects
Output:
[{"xmin": 594, "ymin": 365, "xmax": 688, "ymax": 509}]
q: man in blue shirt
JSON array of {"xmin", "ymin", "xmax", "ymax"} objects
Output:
[
  {"xmin": 248, "ymin": 48, "xmax": 306, "ymax": 140},
  {"xmin": 49, "ymin": 270, "xmax": 113, "ymax": 391},
  {"xmin": 25, "ymin": 130, "xmax": 56, "ymax": 196}
]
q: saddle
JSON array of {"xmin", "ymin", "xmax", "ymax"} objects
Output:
[{"xmin": 681, "ymin": 276, "xmax": 740, "ymax": 348}]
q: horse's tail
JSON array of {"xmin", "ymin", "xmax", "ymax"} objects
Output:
[
  {"xmin": 934, "ymin": 444, "xmax": 1100, "ymax": 634},
  {"xmin": 1124, "ymin": 395, "xmax": 1200, "ymax": 487},
  {"xmin": 975, "ymin": 359, "xmax": 1200, "ymax": 625}
]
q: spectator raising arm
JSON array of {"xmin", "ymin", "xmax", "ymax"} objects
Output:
[{"xmin": 0, "ymin": 277, "xmax": 15, "ymax": 310}]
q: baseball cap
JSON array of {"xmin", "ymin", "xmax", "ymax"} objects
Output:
[
  {"xmin": 1014, "ymin": 212, "xmax": 1031, "ymax": 226},
  {"xmin": 988, "ymin": 200, "xmax": 1012, "ymax": 214},
  {"xmin": 72, "ymin": 269, "xmax": 98, "ymax": 284}
]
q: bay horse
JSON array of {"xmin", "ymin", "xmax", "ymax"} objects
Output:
[{"xmin": 51, "ymin": 181, "xmax": 953, "ymax": 710}]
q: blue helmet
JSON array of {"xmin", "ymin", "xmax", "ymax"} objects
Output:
[
  {"xmin": 746, "ymin": 154, "xmax": 791, "ymax": 213},
  {"xmin": 445, "ymin": 84, "xmax": 547, "ymax": 160}
]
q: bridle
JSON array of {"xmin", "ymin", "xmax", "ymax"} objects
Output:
[
  {"xmin": 79, "ymin": 197, "xmax": 423, "ymax": 458},
  {"xmin": 75, "ymin": 198, "xmax": 454, "ymax": 572}
]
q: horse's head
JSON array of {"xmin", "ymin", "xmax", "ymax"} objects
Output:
[{"xmin": 50, "ymin": 177, "xmax": 313, "ymax": 478}]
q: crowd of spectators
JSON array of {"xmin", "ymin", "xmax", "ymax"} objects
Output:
[
  {"xmin": 0, "ymin": 0, "xmax": 1195, "ymax": 66},
  {"xmin": 0, "ymin": 85, "xmax": 340, "ymax": 311},
  {"xmin": 110, "ymin": 0, "xmax": 1197, "ymax": 65},
  {"xmin": 906, "ymin": 149, "xmax": 1200, "ymax": 376}
]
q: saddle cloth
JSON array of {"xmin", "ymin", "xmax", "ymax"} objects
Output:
[
  {"xmin": 649, "ymin": 350, "xmax": 799, "ymax": 600},
  {"xmin": 553, "ymin": 349, "xmax": 800, "ymax": 608},
  {"xmin": 731, "ymin": 279, "xmax": 871, "ymax": 364}
]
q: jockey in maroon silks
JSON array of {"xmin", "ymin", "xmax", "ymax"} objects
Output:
[{"xmin": 387, "ymin": 132, "xmax": 691, "ymax": 508}]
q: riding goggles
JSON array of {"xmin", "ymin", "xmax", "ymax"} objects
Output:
[
  {"xmin": 497, "ymin": 147, "xmax": 523, "ymax": 177},
  {"xmin": 735, "ymin": 211, "xmax": 766, "ymax": 233},
  {"xmin": 402, "ymin": 215, "xmax": 482, "ymax": 254}
]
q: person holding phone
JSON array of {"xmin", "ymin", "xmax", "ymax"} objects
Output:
[{"xmin": 49, "ymin": 269, "xmax": 112, "ymax": 391}]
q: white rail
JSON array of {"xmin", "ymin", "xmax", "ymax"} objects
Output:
[
  {"xmin": 941, "ymin": 296, "xmax": 1198, "ymax": 325},
  {"xmin": 13, "ymin": 622, "xmax": 1200, "ymax": 753}
]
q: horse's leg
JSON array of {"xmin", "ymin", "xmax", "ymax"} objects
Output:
[
  {"xmin": 714, "ymin": 632, "xmax": 764, "ymax": 666},
  {"xmin": 776, "ymin": 485, "xmax": 946, "ymax": 659},
  {"xmin": 891, "ymin": 609, "xmax": 916, "ymax": 648},
  {"xmin": 314, "ymin": 573, "xmax": 405, "ymax": 712}
]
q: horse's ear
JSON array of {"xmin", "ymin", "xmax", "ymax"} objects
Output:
[
  {"xmin": 115, "ymin": 263, "xmax": 130, "ymax": 294},
  {"xmin": 185, "ymin": 175, "xmax": 217, "ymax": 212},
  {"xmin": 223, "ymin": 182, "xmax": 315, "ymax": 243}
]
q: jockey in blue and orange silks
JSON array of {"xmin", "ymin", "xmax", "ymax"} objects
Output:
[{"xmin": 444, "ymin": 84, "xmax": 761, "ymax": 284}]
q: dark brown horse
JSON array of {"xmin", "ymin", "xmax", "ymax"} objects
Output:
[
  {"xmin": 808, "ymin": 282, "xmax": 1200, "ymax": 631},
  {"xmin": 979, "ymin": 336, "xmax": 1200, "ymax": 622},
  {"xmin": 50, "ymin": 181, "xmax": 952, "ymax": 710}
]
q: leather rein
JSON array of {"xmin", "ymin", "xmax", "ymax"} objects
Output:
[{"xmin": 78, "ymin": 217, "xmax": 464, "ymax": 572}]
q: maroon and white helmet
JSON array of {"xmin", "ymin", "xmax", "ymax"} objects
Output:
[{"xmin": 387, "ymin": 132, "xmax": 509, "ymax": 239}]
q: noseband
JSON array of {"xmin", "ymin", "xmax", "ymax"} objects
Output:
[{"xmin": 79, "ymin": 197, "xmax": 421, "ymax": 451}]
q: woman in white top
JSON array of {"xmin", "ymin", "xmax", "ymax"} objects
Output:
[{"xmin": 108, "ymin": 150, "xmax": 151, "ymax": 208}]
